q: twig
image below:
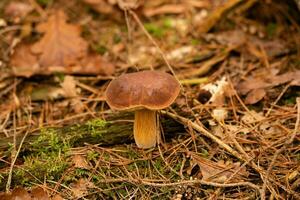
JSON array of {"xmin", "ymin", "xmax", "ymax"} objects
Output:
[
  {"xmin": 162, "ymin": 111, "xmax": 245, "ymax": 162},
  {"xmin": 95, "ymin": 177, "xmax": 261, "ymax": 193},
  {"xmin": 6, "ymin": 129, "xmax": 30, "ymax": 191},
  {"xmin": 179, "ymin": 77, "xmax": 209, "ymax": 85}
]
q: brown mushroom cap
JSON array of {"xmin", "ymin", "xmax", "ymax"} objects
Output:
[{"xmin": 105, "ymin": 71, "xmax": 180, "ymax": 110}]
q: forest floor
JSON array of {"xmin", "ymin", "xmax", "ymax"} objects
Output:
[{"xmin": 0, "ymin": 0, "xmax": 299, "ymax": 199}]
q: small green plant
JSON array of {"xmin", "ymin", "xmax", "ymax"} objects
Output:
[
  {"xmin": 144, "ymin": 23, "xmax": 164, "ymax": 38},
  {"xmin": 163, "ymin": 18, "xmax": 173, "ymax": 29}
]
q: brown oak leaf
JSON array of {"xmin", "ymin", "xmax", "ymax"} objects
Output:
[
  {"xmin": 31, "ymin": 11, "xmax": 87, "ymax": 67},
  {"xmin": 10, "ymin": 10, "xmax": 115, "ymax": 77}
]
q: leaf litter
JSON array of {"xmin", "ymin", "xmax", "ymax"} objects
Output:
[
  {"xmin": 10, "ymin": 10, "xmax": 115, "ymax": 77},
  {"xmin": 0, "ymin": 0, "xmax": 300, "ymax": 199}
]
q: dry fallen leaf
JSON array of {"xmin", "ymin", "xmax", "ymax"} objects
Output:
[
  {"xmin": 31, "ymin": 187, "xmax": 49, "ymax": 200},
  {"xmin": 10, "ymin": 10, "xmax": 115, "ymax": 77},
  {"xmin": 52, "ymin": 194, "xmax": 64, "ymax": 200},
  {"xmin": 238, "ymin": 71, "xmax": 300, "ymax": 95},
  {"xmin": 237, "ymin": 70, "xmax": 300, "ymax": 104},
  {"xmin": 10, "ymin": 45, "xmax": 39, "ymax": 77},
  {"xmin": 76, "ymin": 54, "xmax": 115, "ymax": 75},
  {"xmin": 244, "ymin": 88, "xmax": 266, "ymax": 104},
  {"xmin": 70, "ymin": 178, "xmax": 94, "ymax": 198},
  {"xmin": 31, "ymin": 11, "xmax": 87, "ymax": 67},
  {"xmin": 73, "ymin": 154, "xmax": 90, "ymax": 169},
  {"xmin": 0, "ymin": 187, "xmax": 31, "ymax": 200},
  {"xmin": 191, "ymin": 154, "xmax": 249, "ymax": 183},
  {"xmin": 61, "ymin": 76, "xmax": 77, "ymax": 98},
  {"xmin": 202, "ymin": 77, "xmax": 229, "ymax": 106}
]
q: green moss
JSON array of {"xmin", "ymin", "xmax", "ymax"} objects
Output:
[
  {"xmin": 31, "ymin": 128, "xmax": 70, "ymax": 153},
  {"xmin": 0, "ymin": 127, "xmax": 71, "ymax": 190},
  {"xmin": 85, "ymin": 119, "xmax": 107, "ymax": 137},
  {"xmin": 153, "ymin": 158, "xmax": 165, "ymax": 173},
  {"xmin": 75, "ymin": 168, "xmax": 90, "ymax": 177},
  {"xmin": 125, "ymin": 148, "xmax": 140, "ymax": 159}
]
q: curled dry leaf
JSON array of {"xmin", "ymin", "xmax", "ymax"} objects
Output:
[
  {"xmin": 244, "ymin": 88, "xmax": 266, "ymax": 104},
  {"xmin": 10, "ymin": 10, "xmax": 115, "ymax": 77},
  {"xmin": 202, "ymin": 77, "xmax": 229, "ymax": 106}
]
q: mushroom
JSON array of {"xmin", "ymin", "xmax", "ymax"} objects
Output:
[{"xmin": 105, "ymin": 71, "xmax": 180, "ymax": 149}]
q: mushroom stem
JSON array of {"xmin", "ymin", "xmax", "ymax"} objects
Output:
[{"xmin": 134, "ymin": 109, "xmax": 158, "ymax": 148}]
